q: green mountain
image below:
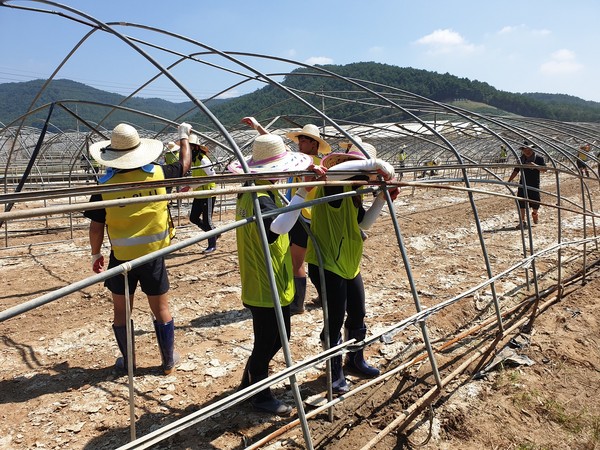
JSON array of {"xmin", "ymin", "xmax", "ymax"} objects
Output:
[
  {"xmin": 199, "ymin": 63, "xmax": 600, "ymax": 127},
  {"xmin": 0, "ymin": 79, "xmax": 213, "ymax": 132},
  {"xmin": 1, "ymin": 63, "xmax": 599, "ymax": 132}
]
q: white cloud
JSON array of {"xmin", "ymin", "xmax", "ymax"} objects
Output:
[
  {"xmin": 540, "ymin": 49, "xmax": 583, "ymax": 75},
  {"xmin": 496, "ymin": 25, "xmax": 550, "ymax": 37},
  {"xmin": 498, "ymin": 26, "xmax": 516, "ymax": 35},
  {"xmin": 415, "ymin": 29, "xmax": 478, "ymax": 55},
  {"xmin": 304, "ymin": 56, "xmax": 334, "ymax": 65}
]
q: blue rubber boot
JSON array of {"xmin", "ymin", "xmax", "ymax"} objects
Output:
[
  {"xmin": 112, "ymin": 321, "xmax": 136, "ymax": 373},
  {"xmin": 153, "ymin": 319, "xmax": 180, "ymax": 375},
  {"xmin": 331, "ymin": 354, "xmax": 349, "ymax": 394},
  {"xmin": 345, "ymin": 326, "xmax": 380, "ymax": 378}
]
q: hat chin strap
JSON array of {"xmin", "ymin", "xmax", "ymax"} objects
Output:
[{"xmin": 102, "ymin": 141, "xmax": 141, "ymax": 153}]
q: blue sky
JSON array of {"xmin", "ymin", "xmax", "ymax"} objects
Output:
[{"xmin": 1, "ymin": 0, "xmax": 599, "ymax": 103}]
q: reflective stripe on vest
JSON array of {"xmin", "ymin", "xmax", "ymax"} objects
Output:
[{"xmin": 101, "ymin": 165, "xmax": 172, "ymax": 260}]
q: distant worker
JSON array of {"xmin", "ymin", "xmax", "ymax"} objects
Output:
[
  {"xmin": 187, "ymin": 135, "xmax": 219, "ymax": 254},
  {"xmin": 577, "ymin": 143, "xmax": 591, "ymax": 177},
  {"xmin": 397, "ymin": 145, "xmax": 408, "ymax": 180},
  {"xmin": 421, "ymin": 159, "xmax": 439, "ymax": 177},
  {"xmin": 84, "ymin": 122, "xmax": 192, "ymax": 375},
  {"xmin": 164, "ymin": 141, "xmax": 180, "ymax": 165},
  {"xmin": 499, "ymin": 145, "xmax": 508, "ymax": 163},
  {"xmin": 507, "ymin": 141, "xmax": 547, "ymax": 228},
  {"xmin": 397, "ymin": 146, "xmax": 408, "ymax": 168}
]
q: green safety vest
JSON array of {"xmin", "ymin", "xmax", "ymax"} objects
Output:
[
  {"xmin": 235, "ymin": 187, "xmax": 294, "ymax": 307},
  {"xmin": 306, "ymin": 185, "xmax": 363, "ymax": 279}
]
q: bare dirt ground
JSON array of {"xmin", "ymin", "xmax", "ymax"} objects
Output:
[{"xmin": 1, "ymin": 174, "xmax": 599, "ymax": 450}]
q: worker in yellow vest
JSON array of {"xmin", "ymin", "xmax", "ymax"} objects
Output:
[
  {"xmin": 84, "ymin": 123, "xmax": 192, "ymax": 375},
  {"xmin": 577, "ymin": 143, "xmax": 591, "ymax": 177},
  {"xmin": 187, "ymin": 135, "xmax": 219, "ymax": 254}
]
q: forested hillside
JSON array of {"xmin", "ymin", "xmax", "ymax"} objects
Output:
[
  {"xmin": 2, "ymin": 63, "xmax": 599, "ymax": 131},
  {"xmin": 0, "ymin": 79, "xmax": 198, "ymax": 131},
  {"xmin": 199, "ymin": 62, "xmax": 600, "ymax": 127}
]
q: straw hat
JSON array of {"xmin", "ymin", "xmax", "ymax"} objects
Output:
[
  {"xmin": 339, "ymin": 135, "xmax": 363, "ymax": 150},
  {"xmin": 321, "ymin": 143, "xmax": 378, "ymax": 169},
  {"xmin": 166, "ymin": 141, "xmax": 180, "ymax": 152},
  {"xmin": 227, "ymin": 134, "xmax": 313, "ymax": 175},
  {"xmin": 189, "ymin": 134, "xmax": 208, "ymax": 152},
  {"xmin": 90, "ymin": 123, "xmax": 163, "ymax": 169},
  {"xmin": 286, "ymin": 124, "xmax": 331, "ymax": 154}
]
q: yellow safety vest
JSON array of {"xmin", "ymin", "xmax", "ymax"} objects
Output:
[
  {"xmin": 191, "ymin": 153, "xmax": 217, "ymax": 192},
  {"xmin": 101, "ymin": 165, "xmax": 173, "ymax": 261}
]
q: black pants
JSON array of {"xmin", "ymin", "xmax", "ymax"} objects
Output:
[
  {"xmin": 190, "ymin": 196, "xmax": 215, "ymax": 232},
  {"xmin": 245, "ymin": 304, "xmax": 291, "ymax": 379},
  {"xmin": 308, "ymin": 264, "xmax": 366, "ymax": 347}
]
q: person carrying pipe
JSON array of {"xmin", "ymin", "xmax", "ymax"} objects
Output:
[
  {"xmin": 227, "ymin": 133, "xmax": 326, "ymax": 415},
  {"xmin": 306, "ymin": 142, "xmax": 398, "ymax": 393},
  {"xmin": 241, "ymin": 117, "xmax": 331, "ymax": 315}
]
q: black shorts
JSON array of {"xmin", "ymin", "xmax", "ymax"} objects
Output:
[
  {"xmin": 104, "ymin": 252, "xmax": 170, "ymax": 296},
  {"xmin": 517, "ymin": 186, "xmax": 541, "ymax": 209},
  {"xmin": 289, "ymin": 217, "xmax": 309, "ymax": 248},
  {"xmin": 577, "ymin": 159, "xmax": 587, "ymax": 168}
]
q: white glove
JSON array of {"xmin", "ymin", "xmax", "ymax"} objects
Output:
[
  {"xmin": 241, "ymin": 116, "xmax": 260, "ymax": 130},
  {"xmin": 177, "ymin": 122, "xmax": 192, "ymax": 140},
  {"xmin": 91, "ymin": 253, "xmax": 104, "ymax": 273},
  {"xmin": 375, "ymin": 159, "xmax": 395, "ymax": 181}
]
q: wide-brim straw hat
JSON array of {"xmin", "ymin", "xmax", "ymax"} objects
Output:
[
  {"xmin": 339, "ymin": 135, "xmax": 363, "ymax": 150},
  {"xmin": 286, "ymin": 124, "xmax": 331, "ymax": 154},
  {"xmin": 227, "ymin": 134, "xmax": 313, "ymax": 176},
  {"xmin": 166, "ymin": 141, "xmax": 180, "ymax": 152},
  {"xmin": 321, "ymin": 143, "xmax": 377, "ymax": 169},
  {"xmin": 90, "ymin": 123, "xmax": 163, "ymax": 169},
  {"xmin": 189, "ymin": 134, "xmax": 208, "ymax": 152}
]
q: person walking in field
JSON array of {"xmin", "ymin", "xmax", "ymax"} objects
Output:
[{"xmin": 507, "ymin": 141, "xmax": 547, "ymax": 228}]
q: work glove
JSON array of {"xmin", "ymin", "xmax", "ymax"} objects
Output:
[
  {"xmin": 177, "ymin": 122, "xmax": 192, "ymax": 141},
  {"xmin": 241, "ymin": 116, "xmax": 260, "ymax": 130},
  {"xmin": 92, "ymin": 253, "xmax": 104, "ymax": 273},
  {"xmin": 375, "ymin": 159, "xmax": 395, "ymax": 181}
]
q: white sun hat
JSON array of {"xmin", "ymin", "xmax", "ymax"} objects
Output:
[
  {"xmin": 227, "ymin": 134, "xmax": 313, "ymax": 176},
  {"xmin": 89, "ymin": 123, "xmax": 163, "ymax": 169},
  {"xmin": 338, "ymin": 135, "xmax": 363, "ymax": 151},
  {"xmin": 188, "ymin": 133, "xmax": 208, "ymax": 150},
  {"xmin": 321, "ymin": 142, "xmax": 378, "ymax": 169},
  {"xmin": 285, "ymin": 124, "xmax": 332, "ymax": 154}
]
